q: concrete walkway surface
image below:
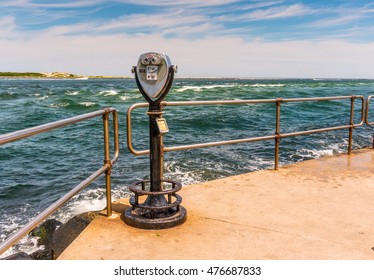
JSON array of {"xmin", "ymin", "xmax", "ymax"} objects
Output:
[{"xmin": 58, "ymin": 148, "xmax": 374, "ymax": 260}]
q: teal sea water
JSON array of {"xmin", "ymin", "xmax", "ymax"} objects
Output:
[{"xmin": 1, "ymin": 78, "xmax": 374, "ymax": 256}]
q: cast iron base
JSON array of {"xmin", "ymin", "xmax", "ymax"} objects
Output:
[
  {"xmin": 124, "ymin": 206, "xmax": 187, "ymax": 230},
  {"xmin": 123, "ymin": 179, "xmax": 187, "ymax": 229}
]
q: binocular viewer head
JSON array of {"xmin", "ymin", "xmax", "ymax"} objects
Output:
[{"xmin": 132, "ymin": 52, "xmax": 177, "ymax": 101}]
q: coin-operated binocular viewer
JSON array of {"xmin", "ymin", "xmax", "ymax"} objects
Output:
[{"xmin": 124, "ymin": 52, "xmax": 187, "ymax": 229}]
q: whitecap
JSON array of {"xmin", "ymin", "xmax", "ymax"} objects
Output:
[
  {"xmin": 251, "ymin": 83, "xmax": 285, "ymax": 87},
  {"xmin": 119, "ymin": 95, "xmax": 137, "ymax": 101},
  {"xmin": 79, "ymin": 102, "xmax": 96, "ymax": 107},
  {"xmin": 99, "ymin": 90, "xmax": 119, "ymax": 96},
  {"xmin": 66, "ymin": 91, "xmax": 79, "ymax": 96},
  {"xmin": 175, "ymin": 84, "xmax": 238, "ymax": 92},
  {"xmin": 48, "ymin": 102, "xmax": 69, "ymax": 108}
]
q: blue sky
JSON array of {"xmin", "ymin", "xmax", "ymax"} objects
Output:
[{"xmin": 1, "ymin": 0, "xmax": 374, "ymax": 78}]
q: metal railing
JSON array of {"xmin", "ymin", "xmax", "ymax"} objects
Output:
[
  {"xmin": 0, "ymin": 108, "xmax": 119, "ymax": 255},
  {"xmin": 127, "ymin": 95, "xmax": 366, "ymax": 170}
]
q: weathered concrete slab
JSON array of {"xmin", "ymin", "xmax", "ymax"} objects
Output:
[{"xmin": 58, "ymin": 149, "xmax": 374, "ymax": 260}]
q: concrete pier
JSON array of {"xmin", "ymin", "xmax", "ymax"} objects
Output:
[{"xmin": 58, "ymin": 148, "xmax": 374, "ymax": 260}]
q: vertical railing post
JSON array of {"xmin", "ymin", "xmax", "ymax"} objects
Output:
[
  {"xmin": 113, "ymin": 110, "xmax": 120, "ymax": 161},
  {"xmin": 274, "ymin": 98, "xmax": 282, "ymax": 170},
  {"xmin": 366, "ymin": 96, "xmax": 374, "ymax": 148},
  {"xmin": 348, "ymin": 96, "xmax": 355, "ymax": 154},
  {"xmin": 103, "ymin": 109, "xmax": 112, "ymax": 217}
]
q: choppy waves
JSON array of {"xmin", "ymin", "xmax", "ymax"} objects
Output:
[{"xmin": 174, "ymin": 82, "xmax": 287, "ymax": 93}]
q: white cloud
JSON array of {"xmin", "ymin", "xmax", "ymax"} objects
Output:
[
  {"xmin": 0, "ymin": 0, "xmax": 239, "ymax": 9},
  {"xmin": 96, "ymin": 12, "xmax": 208, "ymax": 33},
  {"xmin": 0, "ymin": 0, "xmax": 102, "ymax": 8},
  {"xmin": 0, "ymin": 0, "xmax": 28, "ymax": 7},
  {"xmin": 307, "ymin": 14, "xmax": 364, "ymax": 28},
  {"xmin": 0, "ymin": 16, "xmax": 17, "ymax": 39},
  {"xmin": 238, "ymin": 0, "xmax": 285, "ymax": 11},
  {"xmin": 242, "ymin": 4, "xmax": 315, "ymax": 20},
  {"xmin": 113, "ymin": 0, "xmax": 239, "ymax": 8},
  {"xmin": 298, "ymin": 3, "xmax": 374, "ymax": 29}
]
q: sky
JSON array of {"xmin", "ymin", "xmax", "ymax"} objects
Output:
[{"xmin": 1, "ymin": 0, "xmax": 374, "ymax": 78}]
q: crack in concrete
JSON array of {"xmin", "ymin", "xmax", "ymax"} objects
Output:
[{"xmin": 197, "ymin": 215, "xmax": 350, "ymax": 246}]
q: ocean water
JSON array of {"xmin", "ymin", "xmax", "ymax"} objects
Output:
[{"xmin": 0, "ymin": 78, "xmax": 374, "ymax": 256}]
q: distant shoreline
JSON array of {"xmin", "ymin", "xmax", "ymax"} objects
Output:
[{"xmin": 1, "ymin": 72, "xmax": 373, "ymax": 81}]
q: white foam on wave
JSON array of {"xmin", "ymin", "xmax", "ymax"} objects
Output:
[
  {"xmin": 249, "ymin": 157, "xmax": 274, "ymax": 171},
  {"xmin": 0, "ymin": 217, "xmax": 22, "ymax": 241},
  {"xmin": 0, "ymin": 214, "xmax": 44, "ymax": 258},
  {"xmin": 31, "ymin": 93, "xmax": 49, "ymax": 100},
  {"xmin": 175, "ymin": 83, "xmax": 286, "ymax": 92},
  {"xmin": 163, "ymin": 161, "xmax": 207, "ymax": 185},
  {"xmin": 52, "ymin": 188, "xmax": 106, "ymax": 223},
  {"xmin": 69, "ymin": 198, "xmax": 106, "ymax": 217},
  {"xmin": 65, "ymin": 91, "xmax": 79, "ymax": 96},
  {"xmin": 175, "ymin": 84, "xmax": 238, "ymax": 92},
  {"xmin": 0, "ymin": 235, "xmax": 43, "ymax": 258},
  {"xmin": 251, "ymin": 83, "xmax": 285, "ymax": 87},
  {"xmin": 52, "ymin": 187, "xmax": 131, "ymax": 223},
  {"xmin": 48, "ymin": 102, "xmax": 69, "ymax": 108},
  {"xmin": 293, "ymin": 148, "xmax": 334, "ymax": 161},
  {"xmin": 79, "ymin": 102, "xmax": 96, "ymax": 107},
  {"xmin": 119, "ymin": 95, "xmax": 138, "ymax": 101},
  {"xmin": 99, "ymin": 90, "xmax": 119, "ymax": 96}
]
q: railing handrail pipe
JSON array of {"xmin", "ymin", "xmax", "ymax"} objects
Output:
[{"xmin": 127, "ymin": 95, "xmax": 366, "ymax": 157}]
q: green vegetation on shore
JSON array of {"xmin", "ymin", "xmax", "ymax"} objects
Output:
[
  {"xmin": 0, "ymin": 72, "xmax": 131, "ymax": 79},
  {"xmin": 0, "ymin": 71, "xmax": 82, "ymax": 78},
  {"xmin": 0, "ymin": 72, "xmax": 46, "ymax": 78}
]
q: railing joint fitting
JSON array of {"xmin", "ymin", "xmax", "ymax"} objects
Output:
[
  {"xmin": 104, "ymin": 159, "xmax": 113, "ymax": 170},
  {"xmin": 102, "ymin": 108, "xmax": 111, "ymax": 119},
  {"xmin": 147, "ymin": 110, "xmax": 164, "ymax": 116}
]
